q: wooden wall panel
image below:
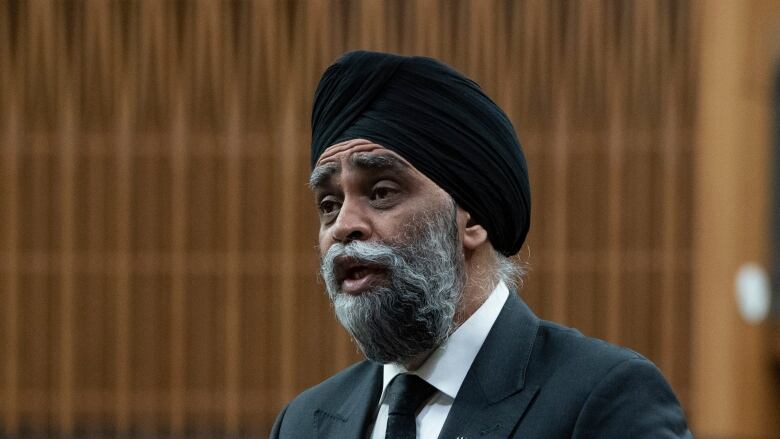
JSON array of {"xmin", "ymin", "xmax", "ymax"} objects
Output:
[
  {"xmin": 0, "ymin": 0, "xmax": 719, "ymax": 437},
  {"xmin": 692, "ymin": 0, "xmax": 780, "ymax": 437}
]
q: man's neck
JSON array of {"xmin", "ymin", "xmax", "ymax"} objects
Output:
[
  {"xmin": 454, "ymin": 245, "xmax": 499, "ymax": 327},
  {"xmin": 402, "ymin": 350, "xmax": 435, "ymax": 371}
]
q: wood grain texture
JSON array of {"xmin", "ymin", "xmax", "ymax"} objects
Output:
[
  {"xmin": 0, "ymin": 0, "xmax": 752, "ymax": 436},
  {"xmin": 692, "ymin": 0, "xmax": 780, "ymax": 437}
]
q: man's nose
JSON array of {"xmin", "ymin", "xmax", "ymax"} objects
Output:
[{"xmin": 331, "ymin": 197, "xmax": 371, "ymax": 243}]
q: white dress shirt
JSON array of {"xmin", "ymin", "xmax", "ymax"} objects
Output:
[{"xmin": 369, "ymin": 281, "xmax": 510, "ymax": 439}]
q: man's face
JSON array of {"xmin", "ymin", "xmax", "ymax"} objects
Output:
[{"xmin": 311, "ymin": 139, "xmax": 466, "ymax": 365}]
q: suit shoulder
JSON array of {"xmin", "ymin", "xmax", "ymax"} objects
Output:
[
  {"xmin": 506, "ymin": 317, "xmax": 690, "ymax": 437},
  {"xmin": 270, "ymin": 360, "xmax": 379, "ymax": 438},
  {"xmin": 537, "ymin": 319, "xmax": 644, "ymax": 365},
  {"xmin": 530, "ymin": 319, "xmax": 653, "ymax": 391},
  {"xmin": 281, "ymin": 360, "xmax": 378, "ymax": 413}
]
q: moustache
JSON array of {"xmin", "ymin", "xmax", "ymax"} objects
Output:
[{"xmin": 321, "ymin": 241, "xmax": 403, "ymax": 295}]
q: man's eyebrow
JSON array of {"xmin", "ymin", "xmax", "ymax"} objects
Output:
[
  {"xmin": 309, "ymin": 162, "xmax": 340, "ymax": 189},
  {"xmin": 350, "ymin": 153, "xmax": 410, "ymax": 172},
  {"xmin": 309, "ymin": 154, "xmax": 410, "ymax": 189}
]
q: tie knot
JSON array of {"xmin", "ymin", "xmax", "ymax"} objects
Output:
[{"xmin": 385, "ymin": 374, "xmax": 437, "ymax": 416}]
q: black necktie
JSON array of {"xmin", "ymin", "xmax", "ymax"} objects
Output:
[{"xmin": 384, "ymin": 374, "xmax": 437, "ymax": 439}]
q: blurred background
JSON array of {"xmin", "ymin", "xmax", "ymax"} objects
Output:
[{"xmin": 1, "ymin": 0, "xmax": 779, "ymax": 438}]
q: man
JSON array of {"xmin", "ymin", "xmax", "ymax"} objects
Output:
[{"xmin": 270, "ymin": 51, "xmax": 691, "ymax": 438}]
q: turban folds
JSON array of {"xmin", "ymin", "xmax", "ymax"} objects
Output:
[{"xmin": 311, "ymin": 51, "xmax": 530, "ymax": 256}]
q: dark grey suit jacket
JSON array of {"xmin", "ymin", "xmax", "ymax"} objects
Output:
[{"xmin": 270, "ymin": 292, "xmax": 692, "ymax": 438}]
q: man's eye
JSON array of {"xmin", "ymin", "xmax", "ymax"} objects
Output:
[
  {"xmin": 319, "ymin": 199, "xmax": 341, "ymax": 215},
  {"xmin": 372, "ymin": 187, "xmax": 389, "ymax": 200},
  {"xmin": 371, "ymin": 185, "xmax": 397, "ymax": 201}
]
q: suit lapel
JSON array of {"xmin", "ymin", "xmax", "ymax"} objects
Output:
[
  {"xmin": 438, "ymin": 292, "xmax": 541, "ymax": 439},
  {"xmin": 314, "ymin": 361, "xmax": 383, "ymax": 439}
]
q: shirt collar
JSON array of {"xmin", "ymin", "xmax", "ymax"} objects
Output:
[{"xmin": 381, "ymin": 280, "xmax": 510, "ymax": 400}]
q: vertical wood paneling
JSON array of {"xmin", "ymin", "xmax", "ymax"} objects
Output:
[
  {"xmin": 0, "ymin": 0, "xmax": 735, "ymax": 436},
  {"xmin": 660, "ymin": 72, "xmax": 680, "ymax": 384},
  {"xmin": 170, "ymin": 79, "xmax": 187, "ymax": 438},
  {"xmin": 114, "ymin": 82, "xmax": 133, "ymax": 433},
  {"xmin": 604, "ymin": 3, "xmax": 625, "ymax": 344},
  {"xmin": 56, "ymin": 1, "xmax": 77, "ymax": 430},
  {"xmin": 550, "ymin": 91, "xmax": 569, "ymax": 325},
  {"xmin": 694, "ymin": 1, "xmax": 746, "ymax": 431},
  {"xmin": 693, "ymin": 0, "xmax": 780, "ymax": 435},
  {"xmin": 276, "ymin": 88, "xmax": 301, "ymax": 405},
  {"xmin": 110, "ymin": 3, "xmax": 135, "ymax": 433},
  {"xmin": 1, "ymin": 1, "xmax": 21, "ymax": 431},
  {"xmin": 224, "ymin": 66, "xmax": 242, "ymax": 439}
]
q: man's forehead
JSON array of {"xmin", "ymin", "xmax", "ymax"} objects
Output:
[
  {"xmin": 314, "ymin": 139, "xmax": 410, "ymax": 166},
  {"xmin": 309, "ymin": 140, "xmax": 418, "ymax": 187}
]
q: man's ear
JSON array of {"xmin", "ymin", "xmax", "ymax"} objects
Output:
[{"xmin": 457, "ymin": 208, "xmax": 489, "ymax": 251}]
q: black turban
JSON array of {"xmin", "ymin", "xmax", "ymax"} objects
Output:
[{"xmin": 311, "ymin": 51, "xmax": 530, "ymax": 256}]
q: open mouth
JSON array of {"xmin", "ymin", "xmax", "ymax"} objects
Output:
[{"xmin": 334, "ymin": 256, "xmax": 387, "ymax": 295}]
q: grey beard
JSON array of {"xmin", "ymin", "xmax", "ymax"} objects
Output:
[{"xmin": 320, "ymin": 202, "xmax": 465, "ymax": 365}]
